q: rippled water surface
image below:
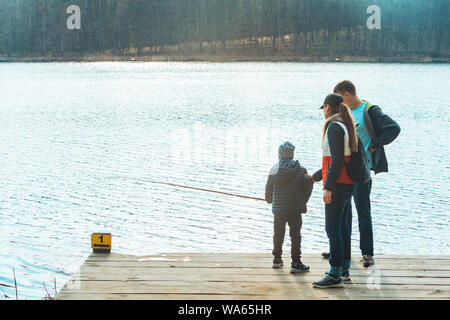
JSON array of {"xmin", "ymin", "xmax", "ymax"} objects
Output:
[{"xmin": 0, "ymin": 62, "xmax": 449, "ymax": 299}]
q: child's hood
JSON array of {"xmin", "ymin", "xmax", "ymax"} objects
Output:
[{"xmin": 269, "ymin": 160, "xmax": 306, "ymax": 183}]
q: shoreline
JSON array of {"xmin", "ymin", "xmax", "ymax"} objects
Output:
[{"xmin": 2, "ymin": 54, "xmax": 449, "ymax": 64}]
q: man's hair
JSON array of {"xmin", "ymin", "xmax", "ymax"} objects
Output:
[{"xmin": 334, "ymin": 80, "xmax": 357, "ymax": 96}]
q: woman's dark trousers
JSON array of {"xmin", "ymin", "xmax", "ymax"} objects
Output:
[{"xmin": 325, "ymin": 183, "xmax": 355, "ymax": 276}]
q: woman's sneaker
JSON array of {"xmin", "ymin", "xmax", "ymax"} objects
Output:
[
  {"xmin": 324, "ymin": 269, "xmax": 351, "ymax": 281},
  {"xmin": 341, "ymin": 268, "xmax": 351, "ymax": 281},
  {"xmin": 312, "ymin": 274, "xmax": 343, "ymax": 288},
  {"xmin": 272, "ymin": 258, "xmax": 283, "ymax": 269},
  {"xmin": 290, "ymin": 262, "xmax": 310, "ymax": 273}
]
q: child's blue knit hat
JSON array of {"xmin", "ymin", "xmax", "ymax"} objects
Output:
[{"xmin": 279, "ymin": 141, "xmax": 295, "ymax": 160}]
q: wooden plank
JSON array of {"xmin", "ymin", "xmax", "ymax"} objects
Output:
[
  {"xmin": 81, "ymin": 261, "xmax": 450, "ymax": 270},
  {"xmin": 70, "ymin": 274, "xmax": 450, "ymax": 285},
  {"xmin": 77, "ymin": 266, "xmax": 450, "ymax": 278},
  {"xmin": 85, "ymin": 254, "xmax": 450, "ymax": 263},
  {"xmin": 55, "ymin": 293, "xmax": 448, "ymax": 301},
  {"xmin": 58, "ymin": 281, "xmax": 450, "ymax": 299},
  {"xmin": 64, "ymin": 276, "xmax": 450, "ymax": 290},
  {"xmin": 88, "ymin": 253, "xmax": 450, "ymax": 260},
  {"xmin": 56, "ymin": 293, "xmax": 271, "ymax": 300},
  {"xmin": 85, "ymin": 253, "xmax": 450, "ymax": 265},
  {"xmin": 87, "ymin": 253, "xmax": 450, "ymax": 261}
]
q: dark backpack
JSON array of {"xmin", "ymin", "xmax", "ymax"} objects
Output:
[{"xmin": 345, "ymin": 137, "xmax": 371, "ymax": 184}]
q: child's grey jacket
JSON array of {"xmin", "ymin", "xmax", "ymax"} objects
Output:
[{"xmin": 265, "ymin": 160, "xmax": 313, "ymax": 215}]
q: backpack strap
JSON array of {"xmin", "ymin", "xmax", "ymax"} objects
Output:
[
  {"xmin": 362, "ymin": 99, "xmax": 374, "ymax": 111},
  {"xmin": 362, "ymin": 100, "xmax": 376, "ymax": 139}
]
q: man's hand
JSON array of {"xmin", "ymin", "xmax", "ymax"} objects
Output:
[
  {"xmin": 369, "ymin": 145, "xmax": 375, "ymax": 153},
  {"xmin": 323, "ymin": 190, "xmax": 332, "ymax": 204},
  {"xmin": 305, "ymin": 174, "xmax": 315, "ymax": 183}
]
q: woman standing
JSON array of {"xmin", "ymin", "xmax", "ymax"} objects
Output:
[{"xmin": 311, "ymin": 94, "xmax": 358, "ymax": 288}]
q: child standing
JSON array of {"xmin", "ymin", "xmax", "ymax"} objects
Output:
[{"xmin": 265, "ymin": 141, "xmax": 313, "ymax": 273}]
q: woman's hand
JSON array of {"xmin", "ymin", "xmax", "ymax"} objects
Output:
[
  {"xmin": 305, "ymin": 174, "xmax": 315, "ymax": 183},
  {"xmin": 323, "ymin": 190, "xmax": 332, "ymax": 204}
]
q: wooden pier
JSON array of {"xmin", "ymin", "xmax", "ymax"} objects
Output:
[{"xmin": 56, "ymin": 253, "xmax": 450, "ymax": 300}]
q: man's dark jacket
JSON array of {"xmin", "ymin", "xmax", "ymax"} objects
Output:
[
  {"xmin": 363, "ymin": 100, "xmax": 401, "ymax": 174},
  {"xmin": 265, "ymin": 160, "xmax": 313, "ymax": 215}
]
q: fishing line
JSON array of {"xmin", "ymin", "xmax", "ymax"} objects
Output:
[{"xmin": 148, "ymin": 180, "xmax": 265, "ymax": 202}]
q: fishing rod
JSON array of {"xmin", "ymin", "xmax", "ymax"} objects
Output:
[{"xmin": 148, "ymin": 180, "xmax": 266, "ymax": 202}]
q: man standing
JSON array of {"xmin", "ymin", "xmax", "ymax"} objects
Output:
[{"xmin": 323, "ymin": 80, "xmax": 401, "ymax": 267}]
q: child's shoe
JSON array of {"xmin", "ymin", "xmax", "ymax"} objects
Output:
[{"xmin": 290, "ymin": 262, "xmax": 310, "ymax": 273}]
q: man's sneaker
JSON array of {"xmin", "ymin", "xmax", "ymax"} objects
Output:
[
  {"xmin": 312, "ymin": 274, "xmax": 343, "ymax": 288},
  {"xmin": 272, "ymin": 258, "xmax": 284, "ymax": 269},
  {"xmin": 362, "ymin": 255, "xmax": 374, "ymax": 268},
  {"xmin": 341, "ymin": 268, "xmax": 351, "ymax": 281},
  {"xmin": 290, "ymin": 262, "xmax": 310, "ymax": 273},
  {"xmin": 322, "ymin": 252, "xmax": 330, "ymax": 259}
]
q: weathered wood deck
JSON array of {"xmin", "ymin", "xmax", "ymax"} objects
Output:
[{"xmin": 56, "ymin": 253, "xmax": 450, "ymax": 300}]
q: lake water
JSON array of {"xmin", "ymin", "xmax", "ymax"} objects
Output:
[{"xmin": 0, "ymin": 62, "xmax": 449, "ymax": 299}]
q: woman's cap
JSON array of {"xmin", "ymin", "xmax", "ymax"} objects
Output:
[{"xmin": 320, "ymin": 93, "xmax": 344, "ymax": 109}]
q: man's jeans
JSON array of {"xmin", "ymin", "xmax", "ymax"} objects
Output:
[
  {"xmin": 273, "ymin": 213, "xmax": 302, "ymax": 263},
  {"xmin": 325, "ymin": 183, "xmax": 355, "ymax": 276},
  {"xmin": 351, "ymin": 179, "xmax": 374, "ymax": 256}
]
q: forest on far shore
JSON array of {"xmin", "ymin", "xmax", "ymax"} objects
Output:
[{"xmin": 0, "ymin": 0, "xmax": 448, "ymax": 62}]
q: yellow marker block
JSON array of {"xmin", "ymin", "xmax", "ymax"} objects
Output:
[{"xmin": 91, "ymin": 233, "xmax": 111, "ymax": 253}]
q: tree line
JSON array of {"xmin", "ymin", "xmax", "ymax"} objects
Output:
[{"xmin": 0, "ymin": 0, "xmax": 448, "ymax": 60}]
